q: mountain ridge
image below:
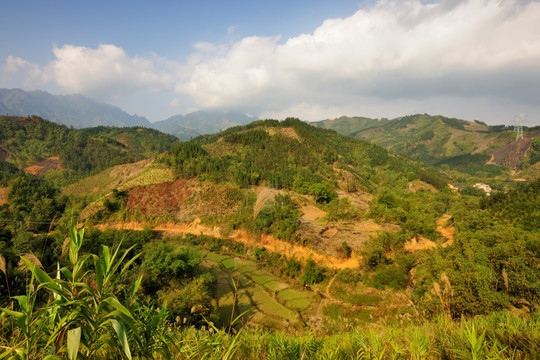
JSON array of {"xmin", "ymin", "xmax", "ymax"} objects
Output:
[
  {"xmin": 0, "ymin": 88, "xmax": 151, "ymax": 128},
  {"xmin": 0, "ymin": 88, "xmax": 258, "ymax": 139}
]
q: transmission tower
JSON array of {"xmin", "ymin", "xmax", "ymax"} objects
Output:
[{"xmin": 514, "ymin": 114, "xmax": 525, "ymax": 141}]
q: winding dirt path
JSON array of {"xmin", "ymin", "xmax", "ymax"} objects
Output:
[
  {"xmin": 326, "ymin": 273, "xmax": 338, "ymax": 299},
  {"xmin": 437, "ymin": 214, "xmax": 455, "ymax": 247}
]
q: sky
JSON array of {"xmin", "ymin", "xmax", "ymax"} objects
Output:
[{"xmin": 1, "ymin": 0, "xmax": 540, "ymax": 126}]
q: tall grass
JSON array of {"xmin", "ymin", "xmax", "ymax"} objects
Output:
[{"xmin": 166, "ymin": 311, "xmax": 538, "ymax": 359}]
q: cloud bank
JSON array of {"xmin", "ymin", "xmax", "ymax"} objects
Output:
[
  {"xmin": 2, "ymin": 0, "xmax": 540, "ymax": 123},
  {"xmin": 178, "ymin": 0, "xmax": 540, "ymax": 121}
]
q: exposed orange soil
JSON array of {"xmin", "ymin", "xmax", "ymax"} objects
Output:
[
  {"xmin": 300, "ymin": 204, "xmax": 326, "ymax": 222},
  {"xmin": 404, "ymin": 214, "xmax": 455, "ymax": 251},
  {"xmin": 24, "ymin": 156, "xmax": 62, "ymax": 176},
  {"xmin": 277, "ymin": 127, "xmax": 300, "ymax": 141},
  {"xmin": 0, "ymin": 187, "xmax": 8, "ymax": 206},
  {"xmin": 94, "ymin": 219, "xmax": 360, "ymax": 270},
  {"xmin": 437, "ymin": 214, "xmax": 455, "ymax": 246},
  {"xmin": 235, "ymin": 232, "xmax": 360, "ymax": 269},
  {"xmin": 404, "ymin": 236, "xmax": 437, "ymax": 251}
]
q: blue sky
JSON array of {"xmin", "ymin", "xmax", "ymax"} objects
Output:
[{"xmin": 2, "ymin": 0, "xmax": 540, "ymax": 125}]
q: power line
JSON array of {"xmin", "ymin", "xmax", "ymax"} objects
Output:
[{"xmin": 514, "ymin": 114, "xmax": 525, "ymax": 141}]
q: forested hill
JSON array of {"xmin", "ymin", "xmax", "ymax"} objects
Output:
[
  {"xmin": 0, "ymin": 115, "xmax": 177, "ymax": 182},
  {"xmin": 311, "ymin": 115, "xmax": 389, "ymax": 135},
  {"xmin": 160, "ymin": 117, "xmax": 447, "ymax": 193},
  {"xmin": 313, "ymin": 114, "xmax": 540, "ymax": 175}
]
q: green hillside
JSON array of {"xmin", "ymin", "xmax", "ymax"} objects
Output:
[
  {"xmin": 314, "ymin": 114, "xmax": 540, "ymax": 177},
  {"xmin": 0, "ymin": 115, "xmax": 178, "ymax": 183}
]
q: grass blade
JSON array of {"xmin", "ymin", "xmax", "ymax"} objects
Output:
[
  {"xmin": 67, "ymin": 327, "xmax": 81, "ymax": 360},
  {"xmin": 110, "ymin": 319, "xmax": 132, "ymax": 360}
]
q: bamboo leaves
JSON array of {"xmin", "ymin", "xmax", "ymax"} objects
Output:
[
  {"xmin": 0, "ymin": 221, "xmax": 147, "ymax": 359},
  {"xmin": 110, "ymin": 319, "xmax": 132, "ymax": 360},
  {"xmin": 67, "ymin": 327, "xmax": 81, "ymax": 360}
]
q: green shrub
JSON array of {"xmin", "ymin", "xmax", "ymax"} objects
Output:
[{"xmin": 301, "ymin": 258, "xmax": 325, "ymax": 285}]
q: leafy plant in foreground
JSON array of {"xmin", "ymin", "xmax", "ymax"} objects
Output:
[{"xmin": 0, "ymin": 221, "xmax": 171, "ymax": 359}]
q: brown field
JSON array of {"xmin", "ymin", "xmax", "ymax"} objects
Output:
[{"xmin": 24, "ymin": 156, "xmax": 62, "ymax": 176}]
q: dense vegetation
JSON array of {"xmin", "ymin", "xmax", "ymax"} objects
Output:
[
  {"xmin": 361, "ymin": 179, "xmax": 539, "ymax": 316},
  {"xmin": 1, "ymin": 223, "xmax": 537, "ymax": 359},
  {"xmin": 0, "ymin": 116, "xmax": 177, "ymax": 183},
  {"xmin": 160, "ymin": 118, "xmax": 446, "ymax": 195},
  {"xmin": 0, "ymin": 160, "xmax": 22, "ymax": 187}
]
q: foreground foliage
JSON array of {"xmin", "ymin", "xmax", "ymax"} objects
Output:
[
  {"xmin": 1, "ymin": 223, "xmax": 538, "ymax": 359},
  {"xmin": 172, "ymin": 312, "xmax": 539, "ymax": 359},
  {"xmin": 0, "ymin": 223, "xmax": 172, "ymax": 359}
]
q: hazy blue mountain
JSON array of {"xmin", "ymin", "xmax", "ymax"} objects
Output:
[
  {"xmin": 153, "ymin": 110, "xmax": 258, "ymax": 140},
  {"xmin": 0, "ymin": 88, "xmax": 151, "ymax": 128},
  {"xmin": 0, "ymin": 89, "xmax": 258, "ymax": 140}
]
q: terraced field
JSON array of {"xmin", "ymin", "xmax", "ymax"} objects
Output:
[{"xmin": 203, "ymin": 252, "xmax": 315, "ymax": 330}]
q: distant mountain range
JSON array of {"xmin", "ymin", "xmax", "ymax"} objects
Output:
[
  {"xmin": 153, "ymin": 111, "xmax": 257, "ymax": 140},
  {"xmin": 0, "ymin": 88, "xmax": 150, "ymax": 128},
  {"xmin": 0, "ymin": 88, "xmax": 257, "ymax": 140}
]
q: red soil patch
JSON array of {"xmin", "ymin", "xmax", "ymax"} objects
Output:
[
  {"xmin": 24, "ymin": 156, "xmax": 62, "ymax": 176},
  {"xmin": 127, "ymin": 178, "xmax": 192, "ymax": 216}
]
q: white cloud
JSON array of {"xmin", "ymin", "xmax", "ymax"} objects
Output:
[
  {"xmin": 1, "ymin": 56, "xmax": 43, "ymax": 87},
  {"xmin": 3, "ymin": 56, "xmax": 33, "ymax": 73},
  {"xmin": 177, "ymin": 0, "xmax": 540, "ymax": 123},
  {"xmin": 44, "ymin": 44, "xmax": 183, "ymax": 101}
]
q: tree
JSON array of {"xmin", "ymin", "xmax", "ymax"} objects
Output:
[{"xmin": 301, "ymin": 258, "xmax": 325, "ymax": 285}]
